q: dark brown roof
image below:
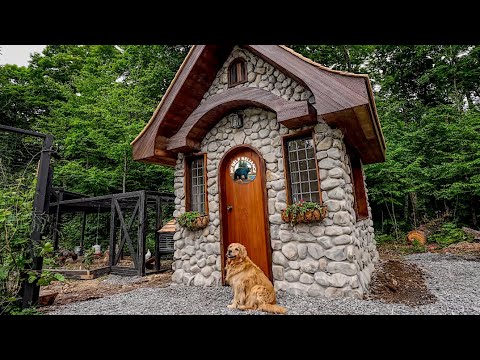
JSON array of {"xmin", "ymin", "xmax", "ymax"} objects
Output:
[{"xmin": 131, "ymin": 45, "xmax": 385, "ymax": 166}]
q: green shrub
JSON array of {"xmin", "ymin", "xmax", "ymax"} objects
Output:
[
  {"xmin": 1, "ymin": 175, "xmax": 65, "ymax": 314},
  {"xmin": 428, "ymin": 222, "xmax": 472, "ymax": 247}
]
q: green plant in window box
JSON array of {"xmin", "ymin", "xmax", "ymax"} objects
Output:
[
  {"xmin": 281, "ymin": 200, "xmax": 327, "ymax": 225},
  {"xmin": 177, "ymin": 211, "xmax": 209, "ymax": 231}
]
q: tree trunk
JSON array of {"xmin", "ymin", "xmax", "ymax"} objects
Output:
[
  {"xmin": 122, "ymin": 150, "xmax": 127, "ymax": 193},
  {"xmin": 404, "ymin": 193, "xmax": 409, "ymax": 226},
  {"xmin": 472, "ymin": 197, "xmax": 478, "ymax": 229},
  {"xmin": 342, "ymin": 46, "xmax": 352, "ymax": 72},
  {"xmin": 410, "ymin": 192, "xmax": 418, "ymax": 229}
]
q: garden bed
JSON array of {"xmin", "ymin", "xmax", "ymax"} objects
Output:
[{"xmin": 45, "ymin": 266, "xmax": 111, "ymax": 280}]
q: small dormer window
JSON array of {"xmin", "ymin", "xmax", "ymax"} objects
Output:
[{"xmin": 228, "ymin": 58, "xmax": 247, "ymax": 87}]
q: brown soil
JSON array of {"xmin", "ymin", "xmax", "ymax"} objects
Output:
[
  {"xmin": 440, "ymin": 241, "xmax": 480, "ymax": 257},
  {"xmin": 39, "ymin": 271, "xmax": 173, "ymax": 312},
  {"xmin": 366, "ymin": 248, "xmax": 437, "ymax": 306}
]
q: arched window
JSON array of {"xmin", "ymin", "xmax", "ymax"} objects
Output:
[{"xmin": 228, "ymin": 58, "xmax": 247, "ymax": 87}]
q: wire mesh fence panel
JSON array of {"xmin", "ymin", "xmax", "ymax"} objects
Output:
[{"xmin": 0, "ymin": 128, "xmax": 47, "ymax": 312}]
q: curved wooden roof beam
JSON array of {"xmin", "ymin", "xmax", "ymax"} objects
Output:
[{"xmin": 167, "ymin": 87, "xmax": 316, "ymax": 152}]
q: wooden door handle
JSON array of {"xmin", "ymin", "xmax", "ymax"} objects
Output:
[{"xmin": 227, "ymin": 205, "xmax": 233, "ymax": 211}]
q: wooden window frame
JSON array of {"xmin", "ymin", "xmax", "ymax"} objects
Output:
[
  {"xmin": 282, "ymin": 129, "xmax": 322, "ymax": 205},
  {"xmin": 347, "ymin": 149, "xmax": 369, "ymax": 221},
  {"xmin": 228, "ymin": 58, "xmax": 248, "ymax": 87},
  {"xmin": 184, "ymin": 153, "xmax": 209, "ymax": 214}
]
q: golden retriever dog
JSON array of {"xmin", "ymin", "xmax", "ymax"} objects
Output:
[{"xmin": 225, "ymin": 243, "xmax": 287, "ymax": 314}]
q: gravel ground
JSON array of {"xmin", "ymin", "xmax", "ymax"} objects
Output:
[{"xmin": 49, "ymin": 253, "xmax": 480, "ymax": 315}]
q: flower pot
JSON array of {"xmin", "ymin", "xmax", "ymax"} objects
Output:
[
  {"xmin": 281, "ymin": 210, "xmax": 290, "ymax": 223},
  {"xmin": 186, "ymin": 215, "xmax": 209, "ymax": 231},
  {"xmin": 304, "ymin": 210, "xmax": 314, "ymax": 222},
  {"xmin": 312, "ymin": 208, "xmax": 322, "ymax": 221}
]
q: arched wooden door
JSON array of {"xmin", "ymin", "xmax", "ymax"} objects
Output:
[{"xmin": 219, "ymin": 145, "xmax": 272, "ymax": 282}]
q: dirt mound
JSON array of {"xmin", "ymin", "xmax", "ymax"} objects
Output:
[{"xmin": 366, "ymin": 252, "xmax": 436, "ymax": 307}]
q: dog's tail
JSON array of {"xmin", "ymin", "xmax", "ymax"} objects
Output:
[{"xmin": 259, "ymin": 303, "xmax": 287, "ymax": 314}]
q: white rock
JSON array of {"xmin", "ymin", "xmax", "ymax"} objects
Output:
[
  {"xmin": 233, "ymin": 131, "xmax": 246, "ymax": 145},
  {"xmin": 269, "ymin": 214, "xmax": 283, "ymax": 225},
  {"xmin": 325, "ymin": 246, "xmax": 347, "ymax": 261},
  {"xmin": 333, "ymin": 211, "xmax": 350, "ymax": 226},
  {"xmin": 275, "ymin": 201, "xmax": 287, "ymax": 213},
  {"xmin": 207, "ymin": 142, "xmax": 218, "ymax": 152},
  {"xmin": 271, "ymin": 240, "xmax": 282, "ymax": 250},
  {"xmin": 300, "ymin": 273, "xmax": 314, "ymax": 284},
  {"xmin": 270, "ymin": 180, "xmax": 284, "ymax": 191},
  {"xmin": 323, "ymin": 200, "xmax": 342, "ymax": 212},
  {"xmin": 282, "ymin": 243, "xmax": 298, "ymax": 260},
  {"xmin": 184, "ymin": 245, "xmax": 195, "ymax": 256},
  {"xmin": 316, "ymin": 137, "xmax": 333, "ymax": 151},
  {"xmin": 213, "ymin": 242, "xmax": 220, "ymax": 255},
  {"xmin": 314, "ymin": 272, "xmax": 330, "ymax": 286},
  {"xmin": 197, "ymin": 258, "xmax": 206, "ymax": 268},
  {"xmin": 316, "ymin": 151, "xmax": 328, "ymax": 160},
  {"xmin": 193, "ymin": 273, "xmax": 207, "ymax": 286},
  {"xmin": 307, "ymin": 243, "xmax": 324, "ymax": 259},
  {"xmin": 175, "ymin": 240, "xmax": 185, "ymax": 250},
  {"xmin": 327, "ymin": 147, "xmax": 342, "ymax": 160},
  {"xmin": 201, "ymin": 265, "xmax": 213, "ymax": 277},
  {"xmin": 268, "ymin": 198, "xmax": 276, "ymax": 215},
  {"xmin": 285, "ymin": 283, "xmax": 308, "ymax": 296},
  {"xmin": 320, "ymin": 169, "xmax": 328, "ymax": 180},
  {"xmin": 272, "ymin": 251, "xmax": 289, "ymax": 267},
  {"xmin": 329, "ymin": 273, "xmax": 349, "ymax": 288},
  {"xmin": 350, "ymin": 275, "xmax": 359, "ymax": 288},
  {"xmin": 308, "ymin": 283, "xmax": 325, "ymax": 297},
  {"xmin": 272, "ymin": 266, "xmax": 284, "ymax": 280},
  {"xmin": 297, "ymin": 244, "xmax": 307, "ymax": 259},
  {"xmin": 277, "ymin": 190, "xmax": 287, "ymax": 202},
  {"xmin": 264, "ymin": 153, "xmax": 277, "ymax": 163},
  {"xmin": 206, "ymin": 255, "xmax": 216, "ymax": 265},
  {"xmin": 327, "ymin": 261, "xmax": 357, "ymax": 276},
  {"xmin": 205, "ymin": 244, "xmax": 214, "ymax": 255},
  {"xmin": 172, "ymin": 270, "xmax": 184, "ymax": 284},
  {"xmin": 289, "ymin": 260, "xmax": 300, "ymax": 270},
  {"xmin": 317, "ymin": 236, "xmax": 334, "ymax": 249},
  {"xmin": 325, "ymin": 287, "xmax": 345, "ymax": 298},
  {"xmin": 318, "ymin": 257, "xmax": 328, "ymax": 271},
  {"xmin": 321, "ymin": 178, "xmax": 344, "ymax": 191},
  {"xmin": 300, "ymin": 258, "xmax": 319, "ymax": 273},
  {"xmin": 332, "ymin": 235, "xmax": 352, "ymax": 245},
  {"xmin": 259, "ymin": 128, "xmax": 270, "ymax": 139},
  {"xmin": 325, "ymin": 226, "xmax": 343, "ymax": 236},
  {"xmin": 284, "ymin": 270, "xmax": 301, "ymax": 282},
  {"xmin": 318, "ymin": 158, "xmax": 339, "ymax": 170},
  {"xmin": 310, "ymin": 226, "xmax": 325, "ymax": 237},
  {"xmin": 329, "ymin": 167, "xmax": 343, "ymax": 179}
]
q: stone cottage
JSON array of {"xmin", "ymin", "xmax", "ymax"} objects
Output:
[{"xmin": 131, "ymin": 45, "xmax": 386, "ymax": 299}]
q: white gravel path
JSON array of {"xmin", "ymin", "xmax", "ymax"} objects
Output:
[{"xmin": 49, "ymin": 253, "xmax": 480, "ymax": 315}]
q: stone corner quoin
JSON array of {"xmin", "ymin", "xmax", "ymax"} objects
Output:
[{"xmin": 170, "ymin": 46, "xmax": 378, "ymax": 299}]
